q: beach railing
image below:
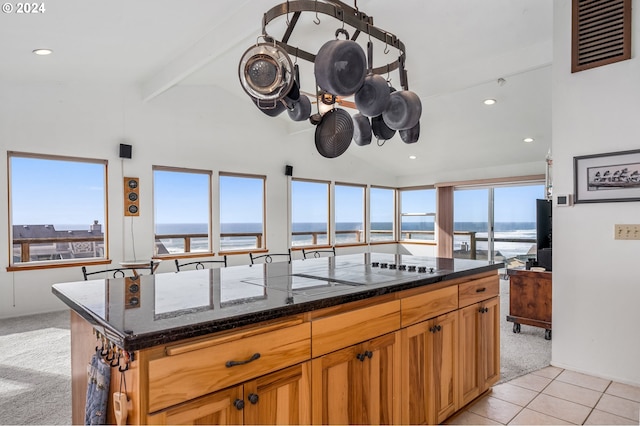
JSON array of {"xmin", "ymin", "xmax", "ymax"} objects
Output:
[{"xmin": 12, "ymin": 235, "xmax": 105, "ymax": 262}]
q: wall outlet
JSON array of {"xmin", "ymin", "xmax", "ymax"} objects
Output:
[{"xmin": 614, "ymin": 224, "xmax": 640, "ymax": 240}]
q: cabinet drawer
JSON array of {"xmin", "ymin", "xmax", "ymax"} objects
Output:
[
  {"xmin": 147, "ymin": 322, "xmax": 310, "ymax": 413},
  {"xmin": 312, "ymin": 300, "xmax": 400, "ymax": 357},
  {"xmin": 401, "ymin": 285, "xmax": 458, "ymax": 327},
  {"xmin": 458, "ymin": 275, "xmax": 499, "ymax": 308}
]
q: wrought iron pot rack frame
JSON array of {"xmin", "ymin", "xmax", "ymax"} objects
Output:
[{"xmin": 261, "ymin": 0, "xmax": 411, "ymax": 91}]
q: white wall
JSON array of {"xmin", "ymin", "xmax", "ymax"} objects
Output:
[
  {"xmin": 551, "ymin": 1, "xmax": 640, "ymax": 386},
  {"xmin": 0, "ymin": 82, "xmax": 399, "ymax": 318}
]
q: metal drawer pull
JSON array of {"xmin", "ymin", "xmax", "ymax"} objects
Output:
[
  {"xmin": 225, "ymin": 352, "xmax": 261, "ymax": 368},
  {"xmin": 476, "ymin": 287, "xmax": 486, "ymax": 293}
]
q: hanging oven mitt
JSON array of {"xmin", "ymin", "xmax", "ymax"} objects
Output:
[{"xmin": 85, "ymin": 352, "xmax": 111, "ymax": 425}]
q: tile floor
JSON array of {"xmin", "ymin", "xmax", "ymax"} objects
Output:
[{"xmin": 447, "ymin": 366, "xmax": 640, "ymax": 425}]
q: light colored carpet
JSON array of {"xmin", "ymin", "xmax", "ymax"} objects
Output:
[
  {"xmin": 0, "ymin": 279, "xmax": 550, "ymax": 424},
  {"xmin": 498, "ymin": 276, "xmax": 552, "ymax": 383},
  {"xmin": 0, "ymin": 311, "xmax": 71, "ymax": 425}
]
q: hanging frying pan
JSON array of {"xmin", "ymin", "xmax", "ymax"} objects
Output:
[
  {"xmin": 352, "ymin": 113, "xmax": 372, "ymax": 146},
  {"xmin": 399, "ymin": 121, "xmax": 420, "ymax": 144},
  {"xmin": 354, "ymin": 42, "xmax": 390, "ymax": 117},
  {"xmin": 314, "ymin": 29, "xmax": 367, "ymax": 97},
  {"xmin": 315, "ymin": 108, "xmax": 353, "ymax": 158}
]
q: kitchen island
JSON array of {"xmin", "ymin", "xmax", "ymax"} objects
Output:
[{"xmin": 53, "ymin": 253, "xmax": 502, "ymax": 425}]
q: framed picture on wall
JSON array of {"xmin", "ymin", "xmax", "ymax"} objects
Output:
[{"xmin": 574, "ymin": 149, "xmax": 640, "ymax": 203}]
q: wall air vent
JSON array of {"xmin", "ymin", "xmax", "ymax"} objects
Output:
[{"xmin": 572, "ymin": 0, "xmax": 631, "ymax": 73}]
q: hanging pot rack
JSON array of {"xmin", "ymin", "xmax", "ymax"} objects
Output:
[{"xmin": 260, "ymin": 0, "xmax": 410, "ymax": 90}]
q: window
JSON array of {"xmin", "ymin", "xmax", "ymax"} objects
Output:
[
  {"xmin": 399, "ymin": 187, "xmax": 436, "ymax": 241},
  {"xmin": 291, "ymin": 179, "xmax": 329, "ymax": 247},
  {"xmin": 334, "ymin": 183, "xmax": 365, "ymax": 245},
  {"xmin": 9, "ymin": 152, "xmax": 107, "ymax": 265},
  {"xmin": 370, "ymin": 186, "xmax": 395, "ymax": 242},
  {"xmin": 453, "ymin": 183, "xmax": 544, "ymax": 263},
  {"xmin": 219, "ymin": 173, "xmax": 265, "ymax": 251},
  {"xmin": 154, "ymin": 167, "xmax": 211, "ymax": 256}
]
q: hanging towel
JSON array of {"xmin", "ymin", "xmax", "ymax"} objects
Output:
[{"xmin": 85, "ymin": 352, "xmax": 111, "ymax": 425}]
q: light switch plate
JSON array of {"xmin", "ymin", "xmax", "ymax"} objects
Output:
[{"xmin": 614, "ymin": 224, "xmax": 640, "ymax": 240}]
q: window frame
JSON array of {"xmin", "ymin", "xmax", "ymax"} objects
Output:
[
  {"xmin": 334, "ymin": 181, "xmax": 367, "ymax": 247},
  {"xmin": 218, "ymin": 172, "xmax": 267, "ymax": 254},
  {"xmin": 290, "ymin": 178, "xmax": 331, "ymax": 249},
  {"xmin": 398, "ymin": 185, "xmax": 437, "ymax": 244},
  {"xmin": 7, "ymin": 151, "xmax": 109, "ymax": 271},
  {"xmin": 369, "ymin": 185, "xmax": 397, "ymax": 244},
  {"xmin": 152, "ymin": 165, "xmax": 213, "ymax": 259}
]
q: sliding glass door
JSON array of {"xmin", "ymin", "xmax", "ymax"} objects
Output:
[
  {"xmin": 453, "ymin": 183, "xmax": 544, "ymax": 265},
  {"xmin": 454, "ymin": 188, "xmax": 490, "ymax": 260}
]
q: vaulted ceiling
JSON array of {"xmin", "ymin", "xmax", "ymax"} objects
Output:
[{"xmin": 1, "ymin": 0, "xmax": 553, "ymax": 179}]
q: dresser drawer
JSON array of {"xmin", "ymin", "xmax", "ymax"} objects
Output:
[
  {"xmin": 312, "ymin": 300, "xmax": 400, "ymax": 357},
  {"xmin": 458, "ymin": 275, "xmax": 499, "ymax": 308},
  {"xmin": 401, "ymin": 285, "xmax": 458, "ymax": 327},
  {"xmin": 147, "ymin": 322, "xmax": 311, "ymax": 412}
]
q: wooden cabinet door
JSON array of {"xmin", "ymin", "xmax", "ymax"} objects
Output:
[
  {"xmin": 401, "ymin": 311, "xmax": 458, "ymax": 425},
  {"xmin": 458, "ymin": 303, "xmax": 481, "ymax": 407},
  {"xmin": 432, "ymin": 311, "xmax": 459, "ymax": 423},
  {"xmin": 243, "ymin": 362, "xmax": 311, "ymax": 425},
  {"xmin": 311, "ymin": 332, "xmax": 400, "ymax": 425},
  {"xmin": 479, "ymin": 297, "xmax": 500, "ymax": 390},
  {"xmin": 146, "ymin": 385, "xmax": 244, "ymax": 425},
  {"xmin": 458, "ymin": 296, "xmax": 500, "ymax": 407}
]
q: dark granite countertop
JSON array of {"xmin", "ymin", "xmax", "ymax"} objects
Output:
[{"xmin": 52, "ymin": 253, "xmax": 502, "ymax": 351}]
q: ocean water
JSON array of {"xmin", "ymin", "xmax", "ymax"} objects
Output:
[{"xmin": 154, "ymin": 222, "xmax": 537, "ymax": 258}]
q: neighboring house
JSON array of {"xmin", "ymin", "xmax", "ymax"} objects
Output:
[{"xmin": 12, "ymin": 221, "xmax": 104, "ymax": 261}]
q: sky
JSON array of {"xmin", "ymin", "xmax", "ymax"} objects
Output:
[{"xmin": 11, "ymin": 156, "xmax": 544, "ymax": 227}]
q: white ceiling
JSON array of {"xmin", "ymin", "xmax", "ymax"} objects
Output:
[{"xmin": 0, "ymin": 0, "xmax": 553, "ymax": 179}]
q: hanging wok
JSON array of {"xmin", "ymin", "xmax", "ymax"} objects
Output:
[{"xmin": 315, "ymin": 108, "xmax": 354, "ymax": 158}]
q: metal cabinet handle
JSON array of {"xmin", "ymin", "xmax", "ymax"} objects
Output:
[
  {"xmin": 476, "ymin": 287, "xmax": 486, "ymax": 293},
  {"xmin": 233, "ymin": 399, "xmax": 245, "ymax": 410},
  {"xmin": 357, "ymin": 351, "xmax": 374, "ymax": 361},
  {"xmin": 248, "ymin": 393, "xmax": 259, "ymax": 405},
  {"xmin": 226, "ymin": 352, "xmax": 261, "ymax": 368}
]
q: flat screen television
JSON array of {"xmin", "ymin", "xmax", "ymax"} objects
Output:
[{"xmin": 536, "ymin": 199, "xmax": 552, "ymax": 271}]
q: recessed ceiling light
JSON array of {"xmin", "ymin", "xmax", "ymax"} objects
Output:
[
  {"xmin": 32, "ymin": 49, "xmax": 53, "ymax": 56},
  {"xmin": 483, "ymin": 99, "xmax": 497, "ymax": 106},
  {"xmin": 409, "ymin": 155, "xmax": 417, "ymax": 160},
  {"xmin": 523, "ymin": 137, "xmax": 535, "ymax": 143}
]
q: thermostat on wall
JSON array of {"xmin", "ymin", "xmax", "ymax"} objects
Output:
[{"xmin": 557, "ymin": 194, "xmax": 573, "ymax": 207}]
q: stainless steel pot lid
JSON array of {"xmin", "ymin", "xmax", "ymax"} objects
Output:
[{"xmin": 239, "ymin": 42, "xmax": 294, "ymax": 101}]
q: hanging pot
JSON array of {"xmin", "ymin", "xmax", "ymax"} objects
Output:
[
  {"xmin": 354, "ymin": 42, "xmax": 390, "ymax": 117},
  {"xmin": 399, "ymin": 121, "xmax": 420, "ymax": 144},
  {"xmin": 352, "ymin": 113, "xmax": 372, "ymax": 146},
  {"xmin": 239, "ymin": 41, "xmax": 294, "ymax": 102},
  {"xmin": 382, "ymin": 90, "xmax": 422, "ymax": 130},
  {"xmin": 288, "ymin": 94, "xmax": 312, "ymax": 121},
  {"xmin": 250, "ymin": 96, "xmax": 287, "ymax": 117},
  {"xmin": 371, "ymin": 114, "xmax": 396, "ymax": 141},
  {"xmin": 314, "ymin": 29, "xmax": 367, "ymax": 97},
  {"xmin": 315, "ymin": 108, "xmax": 353, "ymax": 158}
]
